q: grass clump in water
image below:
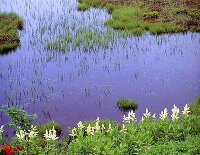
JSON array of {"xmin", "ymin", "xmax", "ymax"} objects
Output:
[
  {"xmin": 0, "ymin": 12, "xmax": 23, "ymax": 54},
  {"xmin": 117, "ymin": 98, "xmax": 138, "ymax": 110},
  {"xmin": 48, "ymin": 27, "xmax": 115, "ymax": 51}
]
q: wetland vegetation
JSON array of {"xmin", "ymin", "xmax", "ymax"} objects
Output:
[
  {"xmin": 0, "ymin": 13, "xmax": 23, "ymax": 54},
  {"xmin": 0, "ymin": 0, "xmax": 199, "ymax": 154},
  {"xmin": 77, "ymin": 0, "xmax": 200, "ymax": 35},
  {"xmin": 0, "ymin": 95, "xmax": 200, "ymax": 154}
]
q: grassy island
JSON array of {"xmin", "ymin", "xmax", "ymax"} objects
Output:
[{"xmin": 0, "ymin": 13, "xmax": 23, "ymax": 54}]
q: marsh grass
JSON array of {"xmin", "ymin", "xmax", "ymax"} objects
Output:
[
  {"xmin": 77, "ymin": 0, "xmax": 200, "ymax": 35},
  {"xmin": 117, "ymin": 98, "xmax": 138, "ymax": 110},
  {"xmin": 47, "ymin": 27, "xmax": 115, "ymax": 51},
  {"xmin": 0, "ymin": 12, "xmax": 23, "ymax": 54}
]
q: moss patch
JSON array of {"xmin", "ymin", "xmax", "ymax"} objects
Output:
[
  {"xmin": 77, "ymin": 0, "xmax": 200, "ymax": 35},
  {"xmin": 0, "ymin": 12, "xmax": 23, "ymax": 54}
]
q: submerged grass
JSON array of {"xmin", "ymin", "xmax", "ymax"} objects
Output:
[
  {"xmin": 47, "ymin": 27, "xmax": 115, "ymax": 51},
  {"xmin": 77, "ymin": 0, "xmax": 200, "ymax": 35},
  {"xmin": 0, "ymin": 12, "xmax": 23, "ymax": 54}
]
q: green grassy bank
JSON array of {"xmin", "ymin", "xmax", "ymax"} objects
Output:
[
  {"xmin": 0, "ymin": 13, "xmax": 23, "ymax": 54},
  {"xmin": 77, "ymin": 0, "xmax": 200, "ymax": 35}
]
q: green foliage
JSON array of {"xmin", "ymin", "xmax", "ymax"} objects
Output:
[
  {"xmin": 77, "ymin": 3, "xmax": 89, "ymax": 11},
  {"xmin": 0, "ymin": 96, "xmax": 200, "ymax": 154},
  {"xmin": 83, "ymin": 119, "xmax": 120, "ymax": 129},
  {"xmin": 78, "ymin": 0, "xmax": 103, "ymax": 9},
  {"xmin": 117, "ymin": 98, "xmax": 138, "ymax": 110},
  {"xmin": 0, "ymin": 12, "xmax": 23, "ymax": 54},
  {"xmin": 67, "ymin": 114, "xmax": 200, "ymax": 154},
  {"xmin": 48, "ymin": 27, "xmax": 115, "ymax": 51},
  {"xmin": 77, "ymin": 0, "xmax": 200, "ymax": 35},
  {"xmin": 189, "ymin": 94, "xmax": 200, "ymax": 116},
  {"xmin": 105, "ymin": 4, "xmax": 116, "ymax": 14},
  {"xmin": 36, "ymin": 121, "xmax": 62, "ymax": 138},
  {"xmin": 189, "ymin": 9, "xmax": 200, "ymax": 21},
  {"xmin": 144, "ymin": 11, "xmax": 160, "ymax": 19},
  {"xmin": 11, "ymin": 135, "xmax": 68, "ymax": 155},
  {"xmin": 0, "ymin": 105, "xmax": 37, "ymax": 131}
]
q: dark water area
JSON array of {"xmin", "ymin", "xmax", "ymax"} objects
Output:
[{"xmin": 0, "ymin": 0, "xmax": 200, "ymax": 129}]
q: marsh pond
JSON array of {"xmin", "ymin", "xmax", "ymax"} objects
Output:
[{"xmin": 0, "ymin": 0, "xmax": 200, "ymax": 129}]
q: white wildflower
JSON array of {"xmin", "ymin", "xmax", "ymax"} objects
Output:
[
  {"xmin": 96, "ymin": 117, "xmax": 100, "ymax": 122},
  {"xmin": 159, "ymin": 108, "xmax": 168, "ymax": 120},
  {"xmin": 77, "ymin": 121, "xmax": 85, "ymax": 130},
  {"xmin": 16, "ymin": 130, "xmax": 27, "ymax": 140},
  {"xmin": 101, "ymin": 124, "xmax": 106, "ymax": 130},
  {"xmin": 120, "ymin": 124, "xmax": 127, "ymax": 133},
  {"xmin": 95, "ymin": 122, "xmax": 101, "ymax": 132},
  {"xmin": 109, "ymin": 123, "xmax": 112, "ymax": 129},
  {"xmin": 44, "ymin": 126, "xmax": 59, "ymax": 140},
  {"xmin": 171, "ymin": 104, "xmax": 180, "ymax": 121},
  {"xmin": 152, "ymin": 114, "xmax": 156, "ymax": 119},
  {"xmin": 141, "ymin": 108, "xmax": 151, "ymax": 121},
  {"xmin": 85, "ymin": 124, "xmax": 94, "ymax": 135},
  {"xmin": 69, "ymin": 127, "xmax": 77, "ymax": 137},
  {"xmin": 28, "ymin": 125, "xmax": 38, "ymax": 138},
  {"xmin": 182, "ymin": 104, "xmax": 190, "ymax": 117},
  {"xmin": 123, "ymin": 110, "xmax": 137, "ymax": 123},
  {"xmin": 144, "ymin": 108, "xmax": 151, "ymax": 119},
  {"xmin": 0, "ymin": 125, "xmax": 4, "ymax": 134},
  {"xmin": 0, "ymin": 125, "xmax": 4, "ymax": 139},
  {"xmin": 107, "ymin": 123, "xmax": 113, "ymax": 132}
]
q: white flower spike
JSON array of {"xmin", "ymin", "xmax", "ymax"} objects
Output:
[
  {"xmin": 44, "ymin": 126, "xmax": 59, "ymax": 140},
  {"xmin": 182, "ymin": 104, "xmax": 190, "ymax": 117},
  {"xmin": 77, "ymin": 121, "xmax": 85, "ymax": 130},
  {"xmin": 16, "ymin": 130, "xmax": 26, "ymax": 140},
  {"xmin": 0, "ymin": 125, "xmax": 4, "ymax": 135},
  {"xmin": 28, "ymin": 125, "xmax": 38, "ymax": 138},
  {"xmin": 85, "ymin": 124, "xmax": 94, "ymax": 135},
  {"xmin": 171, "ymin": 104, "xmax": 180, "ymax": 121},
  {"xmin": 69, "ymin": 127, "xmax": 77, "ymax": 137},
  {"xmin": 159, "ymin": 108, "xmax": 168, "ymax": 120}
]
